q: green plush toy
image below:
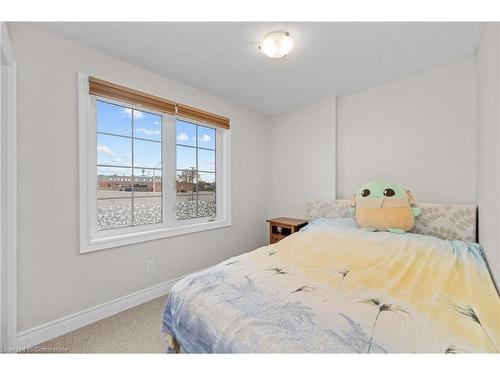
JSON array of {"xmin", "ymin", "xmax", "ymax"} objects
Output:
[{"xmin": 349, "ymin": 181, "xmax": 422, "ymax": 233}]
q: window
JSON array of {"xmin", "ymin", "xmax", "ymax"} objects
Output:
[
  {"xmin": 79, "ymin": 74, "xmax": 231, "ymax": 253},
  {"xmin": 96, "ymin": 100, "xmax": 163, "ymax": 230},
  {"xmin": 176, "ymin": 120, "xmax": 216, "ymax": 220}
]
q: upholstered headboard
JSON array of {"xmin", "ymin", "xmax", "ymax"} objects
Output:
[{"xmin": 306, "ymin": 199, "xmax": 477, "ymax": 243}]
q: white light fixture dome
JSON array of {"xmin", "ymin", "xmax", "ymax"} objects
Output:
[{"xmin": 259, "ymin": 31, "xmax": 294, "ymax": 59}]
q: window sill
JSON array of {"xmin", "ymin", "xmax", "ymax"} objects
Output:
[{"xmin": 80, "ymin": 219, "xmax": 231, "ymax": 253}]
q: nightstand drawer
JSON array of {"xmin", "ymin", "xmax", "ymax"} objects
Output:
[
  {"xmin": 271, "ymin": 233, "xmax": 286, "ymax": 244},
  {"xmin": 271, "ymin": 224, "xmax": 292, "ymax": 236}
]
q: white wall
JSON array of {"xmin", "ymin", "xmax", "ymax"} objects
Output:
[
  {"xmin": 476, "ymin": 23, "xmax": 500, "ymax": 285},
  {"xmin": 267, "ymin": 97, "xmax": 336, "ymax": 218},
  {"xmin": 337, "ymin": 58, "xmax": 477, "ymax": 204},
  {"xmin": 11, "ymin": 24, "xmax": 270, "ymax": 332},
  {"xmin": 1, "ymin": 22, "xmax": 17, "ymax": 348},
  {"xmin": 267, "ymin": 59, "xmax": 477, "ymax": 216}
]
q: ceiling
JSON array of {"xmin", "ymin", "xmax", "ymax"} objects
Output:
[{"xmin": 31, "ymin": 22, "xmax": 481, "ymax": 116}]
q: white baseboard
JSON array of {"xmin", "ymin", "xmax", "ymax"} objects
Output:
[{"xmin": 12, "ymin": 275, "xmax": 184, "ymax": 350}]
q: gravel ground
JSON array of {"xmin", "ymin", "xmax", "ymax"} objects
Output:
[{"xmin": 97, "ymin": 200, "xmax": 216, "ymax": 230}]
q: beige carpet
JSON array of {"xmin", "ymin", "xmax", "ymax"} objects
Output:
[{"xmin": 37, "ymin": 295, "xmax": 168, "ymax": 353}]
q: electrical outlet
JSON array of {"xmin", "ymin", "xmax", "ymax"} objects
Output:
[{"xmin": 146, "ymin": 259, "xmax": 155, "ymax": 273}]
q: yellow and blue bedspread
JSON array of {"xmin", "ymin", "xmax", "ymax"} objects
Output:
[{"xmin": 162, "ymin": 218, "xmax": 499, "ymax": 353}]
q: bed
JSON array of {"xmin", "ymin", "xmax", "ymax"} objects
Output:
[{"xmin": 161, "ymin": 200, "xmax": 500, "ymax": 353}]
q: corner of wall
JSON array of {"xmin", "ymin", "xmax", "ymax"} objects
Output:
[
  {"xmin": 475, "ymin": 22, "xmax": 500, "ymax": 287},
  {"xmin": 266, "ymin": 96, "xmax": 337, "ymax": 219}
]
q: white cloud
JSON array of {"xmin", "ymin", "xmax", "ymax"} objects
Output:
[
  {"xmin": 177, "ymin": 133, "xmax": 189, "ymax": 142},
  {"xmin": 153, "ymin": 121, "xmax": 160, "ymax": 125},
  {"xmin": 113, "ymin": 158, "xmax": 122, "ymax": 164},
  {"xmin": 121, "ymin": 108, "xmax": 144, "ymax": 119},
  {"xmin": 199, "ymin": 134, "xmax": 211, "ymax": 142},
  {"xmin": 97, "ymin": 145, "xmax": 115, "ymax": 156},
  {"xmin": 136, "ymin": 127, "xmax": 161, "ymax": 136}
]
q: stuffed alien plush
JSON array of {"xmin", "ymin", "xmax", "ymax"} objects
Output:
[{"xmin": 349, "ymin": 181, "xmax": 422, "ymax": 233}]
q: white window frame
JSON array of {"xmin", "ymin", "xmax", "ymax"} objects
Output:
[{"xmin": 78, "ymin": 73, "xmax": 231, "ymax": 253}]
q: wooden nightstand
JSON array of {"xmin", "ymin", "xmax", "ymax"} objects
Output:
[{"xmin": 267, "ymin": 217, "xmax": 308, "ymax": 244}]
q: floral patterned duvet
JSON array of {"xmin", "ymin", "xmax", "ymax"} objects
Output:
[{"xmin": 161, "ymin": 218, "xmax": 500, "ymax": 353}]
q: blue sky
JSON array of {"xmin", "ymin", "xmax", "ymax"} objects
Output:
[{"xmin": 96, "ymin": 100, "xmax": 215, "ymax": 181}]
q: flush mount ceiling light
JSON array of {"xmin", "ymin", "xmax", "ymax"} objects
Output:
[{"xmin": 258, "ymin": 31, "xmax": 294, "ymax": 59}]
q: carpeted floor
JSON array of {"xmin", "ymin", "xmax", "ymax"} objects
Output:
[{"xmin": 37, "ymin": 295, "xmax": 168, "ymax": 353}]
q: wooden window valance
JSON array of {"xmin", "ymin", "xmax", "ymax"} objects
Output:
[
  {"xmin": 176, "ymin": 103, "xmax": 230, "ymax": 129},
  {"xmin": 89, "ymin": 77, "xmax": 176, "ymax": 115},
  {"xmin": 89, "ymin": 76, "xmax": 230, "ymax": 129}
]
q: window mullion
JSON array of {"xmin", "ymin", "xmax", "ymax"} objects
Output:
[
  {"xmin": 131, "ymin": 109, "xmax": 135, "ymax": 227},
  {"xmin": 195, "ymin": 124, "xmax": 199, "ymax": 218},
  {"xmin": 164, "ymin": 115, "xmax": 177, "ymax": 226}
]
